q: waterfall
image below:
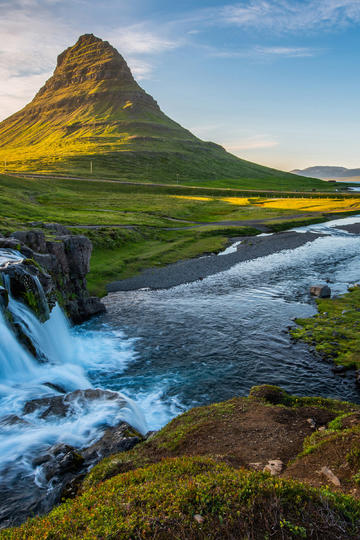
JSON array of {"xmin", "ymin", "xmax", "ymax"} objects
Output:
[{"xmin": 0, "ymin": 249, "xmax": 148, "ymax": 523}]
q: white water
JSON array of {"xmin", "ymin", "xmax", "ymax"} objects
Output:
[{"xmin": 0, "ymin": 278, "xmax": 149, "ymax": 488}]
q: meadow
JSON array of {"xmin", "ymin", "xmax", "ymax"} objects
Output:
[{"xmin": 1, "ymin": 173, "xmax": 359, "ymax": 295}]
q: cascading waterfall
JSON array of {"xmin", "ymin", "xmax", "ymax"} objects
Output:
[{"xmin": 0, "ymin": 250, "xmax": 149, "ymax": 526}]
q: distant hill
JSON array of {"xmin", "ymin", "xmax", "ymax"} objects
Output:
[
  {"xmin": 0, "ymin": 33, "xmax": 324, "ymax": 189},
  {"xmin": 292, "ymin": 166, "xmax": 360, "ymax": 181}
]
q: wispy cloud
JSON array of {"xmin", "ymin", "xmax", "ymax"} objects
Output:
[
  {"xmin": 211, "ymin": 45, "xmax": 318, "ymax": 58},
  {"xmin": 221, "ymin": 0, "xmax": 360, "ymax": 33},
  {"xmin": 224, "ymin": 135, "xmax": 279, "ymax": 152}
]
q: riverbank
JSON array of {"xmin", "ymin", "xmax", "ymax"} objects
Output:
[{"xmin": 107, "ymin": 231, "xmax": 324, "ymax": 291}]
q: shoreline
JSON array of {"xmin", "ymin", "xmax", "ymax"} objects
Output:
[{"xmin": 107, "ymin": 230, "xmax": 325, "ymax": 292}]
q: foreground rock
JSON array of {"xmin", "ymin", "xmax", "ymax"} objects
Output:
[{"xmin": 0, "ymin": 226, "xmax": 105, "ymax": 323}]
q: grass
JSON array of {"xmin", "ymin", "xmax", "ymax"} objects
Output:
[
  {"xmin": 291, "ymin": 285, "xmax": 360, "ymax": 369},
  {"xmin": 1, "ymin": 173, "xmax": 360, "ymax": 294},
  {"xmin": 2, "ymin": 456, "xmax": 359, "ymax": 539}
]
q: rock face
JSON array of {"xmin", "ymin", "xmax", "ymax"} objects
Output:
[{"xmin": 0, "ymin": 227, "xmax": 105, "ymax": 323}]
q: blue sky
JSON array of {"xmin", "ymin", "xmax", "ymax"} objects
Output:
[{"xmin": 1, "ymin": 0, "xmax": 359, "ymax": 171}]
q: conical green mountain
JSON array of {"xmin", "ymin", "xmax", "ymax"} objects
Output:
[{"xmin": 0, "ymin": 34, "xmax": 312, "ymax": 187}]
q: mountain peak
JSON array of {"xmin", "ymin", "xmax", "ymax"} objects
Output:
[{"xmin": 36, "ymin": 33, "xmax": 136, "ymax": 98}]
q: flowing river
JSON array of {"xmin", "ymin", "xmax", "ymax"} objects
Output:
[{"xmin": 1, "ymin": 215, "xmax": 360, "ymax": 525}]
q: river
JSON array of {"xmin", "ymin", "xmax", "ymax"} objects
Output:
[{"xmin": 0, "ymin": 215, "xmax": 360, "ymax": 525}]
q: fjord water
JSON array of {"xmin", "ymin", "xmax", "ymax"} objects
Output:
[{"xmin": 0, "ymin": 216, "xmax": 360, "ymax": 525}]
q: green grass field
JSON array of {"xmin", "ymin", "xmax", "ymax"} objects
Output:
[{"xmin": 1, "ymin": 173, "xmax": 358, "ymax": 295}]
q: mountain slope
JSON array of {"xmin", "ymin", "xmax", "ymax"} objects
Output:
[
  {"xmin": 0, "ymin": 34, "xmax": 320, "ymax": 188},
  {"xmin": 292, "ymin": 166, "xmax": 360, "ymax": 180}
]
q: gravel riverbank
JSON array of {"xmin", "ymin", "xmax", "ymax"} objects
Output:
[{"xmin": 107, "ymin": 231, "xmax": 325, "ymax": 292}]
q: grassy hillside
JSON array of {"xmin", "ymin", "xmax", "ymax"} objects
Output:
[{"xmin": 0, "ymin": 33, "xmax": 324, "ymax": 189}]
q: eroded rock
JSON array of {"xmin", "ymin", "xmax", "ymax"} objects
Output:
[{"xmin": 310, "ymin": 285, "xmax": 331, "ymax": 298}]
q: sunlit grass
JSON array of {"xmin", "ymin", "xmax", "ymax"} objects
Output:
[{"xmin": 258, "ymin": 197, "xmax": 360, "ymax": 212}]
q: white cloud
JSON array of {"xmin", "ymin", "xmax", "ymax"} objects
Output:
[
  {"xmin": 211, "ymin": 45, "xmax": 318, "ymax": 58},
  {"xmin": 107, "ymin": 25, "xmax": 180, "ymax": 55},
  {"xmin": 224, "ymin": 135, "xmax": 279, "ymax": 151},
  {"xmin": 221, "ymin": 0, "xmax": 360, "ymax": 32}
]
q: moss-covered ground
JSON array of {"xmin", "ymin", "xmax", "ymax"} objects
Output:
[{"xmin": 291, "ymin": 286, "xmax": 360, "ymax": 370}]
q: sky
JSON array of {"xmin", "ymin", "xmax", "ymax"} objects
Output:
[{"xmin": 1, "ymin": 0, "xmax": 360, "ymax": 172}]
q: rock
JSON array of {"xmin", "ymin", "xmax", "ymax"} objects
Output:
[
  {"xmin": 58, "ymin": 235, "xmax": 92, "ymax": 277},
  {"xmin": 318, "ymin": 426, "xmax": 326, "ymax": 432},
  {"xmin": 0, "ymin": 286, "xmax": 8, "ymax": 308},
  {"xmin": 356, "ymin": 370, "xmax": 360, "ymax": 387},
  {"xmin": 263, "ymin": 459, "xmax": 284, "ymax": 476},
  {"xmin": 11, "ymin": 230, "xmax": 47, "ymax": 253},
  {"xmin": 33, "ymin": 444, "xmax": 84, "ymax": 482},
  {"xmin": 310, "ymin": 285, "xmax": 331, "ymax": 298},
  {"xmin": 332, "ymin": 365, "xmax": 348, "ymax": 374},
  {"xmin": 0, "ymin": 227, "xmax": 106, "ymax": 324},
  {"xmin": 0, "ymin": 415, "xmax": 30, "ymax": 427},
  {"xmin": 82, "ymin": 422, "xmax": 143, "ymax": 461},
  {"xmin": 319, "ymin": 466, "xmax": 341, "ymax": 487},
  {"xmin": 307, "ymin": 418, "xmax": 316, "ymax": 429},
  {"xmin": 248, "ymin": 462, "xmax": 263, "ymax": 471},
  {"xmin": 24, "ymin": 388, "xmax": 126, "ymax": 419},
  {"xmin": 194, "ymin": 514, "xmax": 205, "ymax": 524}
]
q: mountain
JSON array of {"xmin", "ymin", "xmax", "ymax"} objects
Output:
[
  {"xmin": 0, "ymin": 33, "xmax": 320, "ymax": 188},
  {"xmin": 292, "ymin": 166, "xmax": 360, "ymax": 181}
]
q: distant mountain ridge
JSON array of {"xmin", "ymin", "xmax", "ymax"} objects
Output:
[
  {"xmin": 0, "ymin": 33, "xmax": 319, "ymax": 187},
  {"xmin": 292, "ymin": 166, "xmax": 360, "ymax": 180}
]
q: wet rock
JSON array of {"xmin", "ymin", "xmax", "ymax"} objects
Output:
[
  {"xmin": 0, "ymin": 415, "xmax": 30, "ymax": 427},
  {"xmin": 0, "ymin": 286, "xmax": 8, "ymax": 308},
  {"xmin": 310, "ymin": 285, "xmax": 331, "ymax": 298},
  {"xmin": 23, "ymin": 389, "xmax": 127, "ymax": 420},
  {"xmin": 23, "ymin": 395, "xmax": 67, "ymax": 419},
  {"xmin": 263, "ymin": 459, "xmax": 284, "ymax": 476},
  {"xmin": 33, "ymin": 444, "xmax": 84, "ymax": 482},
  {"xmin": 332, "ymin": 365, "xmax": 348, "ymax": 374},
  {"xmin": 82, "ymin": 422, "xmax": 143, "ymax": 461},
  {"xmin": 43, "ymin": 382, "xmax": 66, "ymax": 394}
]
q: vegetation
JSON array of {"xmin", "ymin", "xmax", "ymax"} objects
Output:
[
  {"xmin": 2, "ymin": 456, "xmax": 359, "ymax": 539},
  {"xmin": 291, "ymin": 286, "xmax": 360, "ymax": 369},
  {"xmin": 1, "ymin": 173, "xmax": 360, "ymax": 294},
  {"xmin": 3, "ymin": 386, "xmax": 360, "ymax": 539}
]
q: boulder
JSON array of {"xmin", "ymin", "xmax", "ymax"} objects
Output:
[
  {"xmin": 32, "ymin": 444, "xmax": 84, "ymax": 482},
  {"xmin": 82, "ymin": 422, "xmax": 143, "ymax": 461},
  {"xmin": 310, "ymin": 285, "xmax": 331, "ymax": 298}
]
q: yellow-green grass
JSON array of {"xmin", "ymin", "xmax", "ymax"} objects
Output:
[
  {"xmin": 291, "ymin": 286, "xmax": 360, "ymax": 369},
  {"xmin": 1, "ymin": 173, "xmax": 360, "ymax": 294}
]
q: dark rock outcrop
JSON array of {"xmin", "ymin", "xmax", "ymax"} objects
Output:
[{"xmin": 0, "ymin": 226, "xmax": 105, "ymax": 323}]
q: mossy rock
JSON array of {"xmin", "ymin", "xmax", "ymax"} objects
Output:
[{"xmin": 249, "ymin": 384, "xmax": 292, "ymax": 405}]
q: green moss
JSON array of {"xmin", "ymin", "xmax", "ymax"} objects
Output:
[
  {"xmin": 291, "ymin": 286, "xmax": 360, "ymax": 369},
  {"xmin": 2, "ymin": 457, "xmax": 360, "ymax": 539}
]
